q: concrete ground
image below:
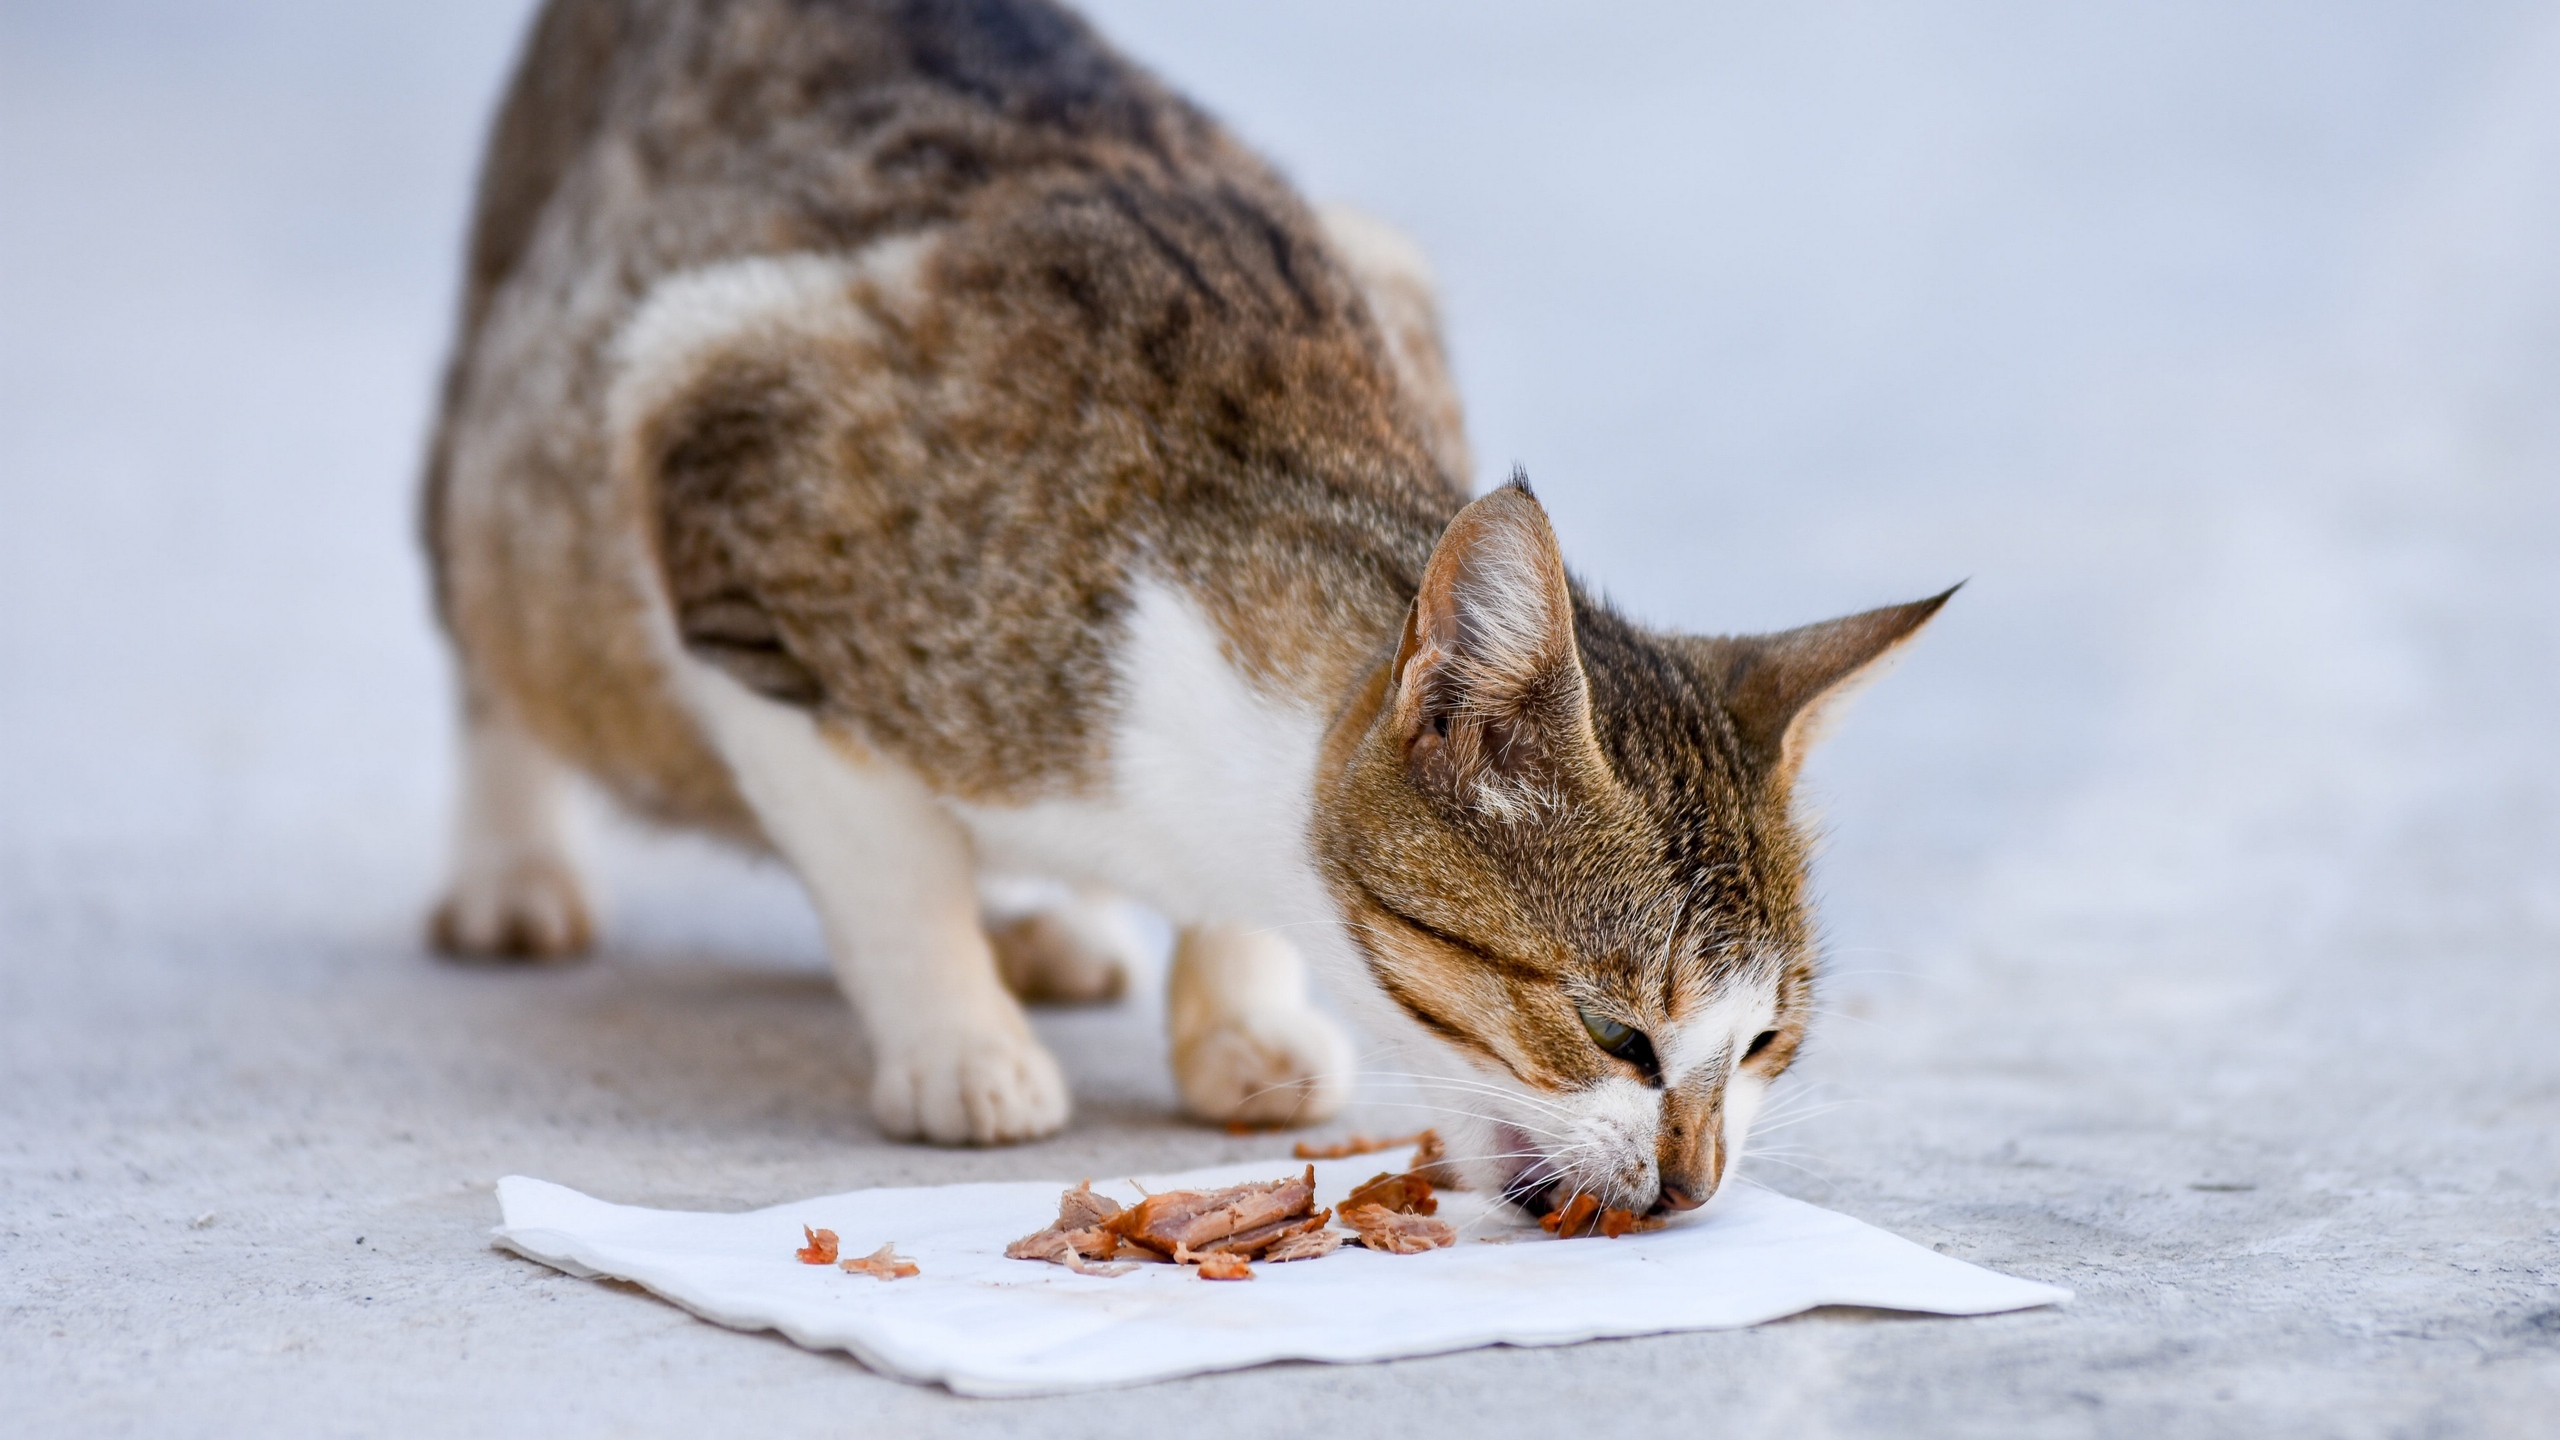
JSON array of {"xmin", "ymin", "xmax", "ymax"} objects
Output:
[{"xmin": 5, "ymin": 2, "xmax": 2558, "ymax": 1435}]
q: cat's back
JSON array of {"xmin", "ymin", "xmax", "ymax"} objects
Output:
[
  {"xmin": 433, "ymin": 0, "xmax": 1463, "ymax": 822},
  {"xmin": 458, "ymin": 0, "xmax": 1231, "ymax": 312},
  {"xmin": 438, "ymin": 0, "xmax": 1366, "ymax": 572}
]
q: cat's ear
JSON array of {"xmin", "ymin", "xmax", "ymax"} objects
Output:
[
  {"xmin": 1389, "ymin": 479, "xmax": 1591, "ymax": 817},
  {"xmin": 1689, "ymin": 587, "xmax": 1958, "ymax": 786}
]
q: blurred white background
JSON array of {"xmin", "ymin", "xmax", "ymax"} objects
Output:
[{"xmin": 5, "ymin": 3, "xmax": 2557, "ymax": 1433}]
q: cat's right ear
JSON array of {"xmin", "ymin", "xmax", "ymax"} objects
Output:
[
  {"xmin": 1687, "ymin": 586, "xmax": 1958, "ymax": 787},
  {"xmin": 1388, "ymin": 480, "xmax": 1592, "ymax": 819}
]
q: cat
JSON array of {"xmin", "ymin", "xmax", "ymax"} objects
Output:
[{"xmin": 421, "ymin": 0, "xmax": 1948, "ymax": 1218}]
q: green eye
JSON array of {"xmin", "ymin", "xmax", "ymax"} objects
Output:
[
  {"xmin": 1578, "ymin": 1006, "xmax": 1635, "ymax": 1054},
  {"xmin": 1577, "ymin": 1005, "xmax": 1662, "ymax": 1083}
]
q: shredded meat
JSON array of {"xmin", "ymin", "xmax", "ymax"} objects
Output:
[
  {"xmin": 1009, "ymin": 1172, "xmax": 1329, "ymax": 1272},
  {"xmin": 1005, "ymin": 1227, "xmax": 1073, "ymax": 1263},
  {"xmin": 1260, "ymin": 1227, "xmax": 1343, "ymax": 1263},
  {"xmin": 1203, "ymin": 1207, "xmax": 1331, "ymax": 1258},
  {"xmin": 1007, "ymin": 1162, "xmax": 1495, "ymax": 1273},
  {"xmin": 1006, "ymin": 1181, "xmax": 1144, "ymax": 1275},
  {"xmin": 795, "ymin": 1226, "xmax": 839, "ymax": 1265},
  {"xmin": 1343, "ymin": 1170, "xmax": 1438, "ymax": 1215},
  {"xmin": 1342, "ymin": 1203, "xmax": 1455, "ymax": 1254},
  {"xmin": 1054, "ymin": 1179, "xmax": 1121, "ymax": 1232},
  {"xmin": 1105, "ymin": 1168, "xmax": 1319, "ymax": 1259},
  {"xmin": 840, "ymin": 1242, "xmax": 919, "ymax": 1280},
  {"xmin": 1195, "ymin": 1252, "xmax": 1254, "ymax": 1280},
  {"xmin": 1004, "ymin": 1224, "xmax": 1139, "ymax": 1276}
]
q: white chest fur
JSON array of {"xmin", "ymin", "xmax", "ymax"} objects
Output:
[{"xmin": 951, "ymin": 577, "xmax": 1339, "ymax": 935}]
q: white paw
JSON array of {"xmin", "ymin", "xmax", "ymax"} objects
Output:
[
  {"xmin": 987, "ymin": 905, "xmax": 1136, "ymax": 1005},
  {"xmin": 430, "ymin": 858, "xmax": 594, "ymax": 961},
  {"xmin": 1172, "ymin": 1007, "xmax": 1355, "ymax": 1128},
  {"xmin": 870, "ymin": 1025, "xmax": 1070, "ymax": 1145}
]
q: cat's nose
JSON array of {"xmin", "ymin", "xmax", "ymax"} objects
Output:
[{"xmin": 1654, "ymin": 1091, "xmax": 1724, "ymax": 1211}]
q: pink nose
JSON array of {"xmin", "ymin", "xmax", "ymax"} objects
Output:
[{"xmin": 1656, "ymin": 1180, "xmax": 1706, "ymax": 1211}]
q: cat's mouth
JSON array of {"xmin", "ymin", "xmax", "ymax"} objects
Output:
[
  {"xmin": 1500, "ymin": 1170, "xmax": 1683, "ymax": 1222},
  {"xmin": 1488, "ymin": 1119, "xmax": 1683, "ymax": 1220},
  {"xmin": 1499, "ymin": 1170, "xmax": 1564, "ymax": 1219},
  {"xmin": 1489, "ymin": 1120, "xmax": 1592, "ymax": 1219}
]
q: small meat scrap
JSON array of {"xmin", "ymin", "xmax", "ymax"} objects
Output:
[
  {"xmin": 1540, "ymin": 1193, "xmax": 1601, "ymax": 1237},
  {"xmin": 1342, "ymin": 1203, "xmax": 1455, "ymax": 1254},
  {"xmin": 1006, "ymin": 1181, "xmax": 1140, "ymax": 1276},
  {"xmin": 1260, "ymin": 1227, "xmax": 1343, "ymax": 1263},
  {"xmin": 795, "ymin": 1226, "xmax": 839, "ymax": 1265},
  {"xmin": 1343, "ymin": 1170, "xmax": 1438, "ymax": 1216},
  {"xmin": 1004, "ymin": 1226, "xmax": 1137, "ymax": 1276},
  {"xmin": 1599, "ymin": 1207, "xmax": 1667, "ymax": 1239},
  {"xmin": 1293, "ymin": 1129, "xmax": 1431, "ymax": 1161},
  {"xmin": 1222, "ymin": 1207, "xmax": 1332, "ymax": 1259},
  {"xmin": 1195, "ymin": 1251, "xmax": 1254, "ymax": 1280},
  {"xmin": 1054, "ymin": 1179, "xmax": 1122, "ymax": 1232},
  {"xmin": 840, "ymin": 1242, "xmax": 919, "ymax": 1280},
  {"xmin": 1408, "ymin": 1129, "xmax": 1467, "ymax": 1190},
  {"xmin": 1105, "ymin": 1168, "xmax": 1321, "ymax": 1260},
  {"xmin": 1539, "ymin": 1194, "xmax": 1666, "ymax": 1238}
]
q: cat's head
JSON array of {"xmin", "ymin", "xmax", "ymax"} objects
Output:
[{"xmin": 1312, "ymin": 480, "xmax": 1948, "ymax": 1217}]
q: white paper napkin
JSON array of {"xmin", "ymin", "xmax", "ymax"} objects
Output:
[{"xmin": 493, "ymin": 1148, "xmax": 2067, "ymax": 1395}]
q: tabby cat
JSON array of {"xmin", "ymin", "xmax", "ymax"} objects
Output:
[{"xmin": 422, "ymin": 0, "xmax": 1947, "ymax": 1218}]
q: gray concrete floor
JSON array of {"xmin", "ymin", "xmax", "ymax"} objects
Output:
[{"xmin": 6, "ymin": 2, "xmax": 2558, "ymax": 1435}]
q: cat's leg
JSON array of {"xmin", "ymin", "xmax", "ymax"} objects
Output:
[
  {"xmin": 1168, "ymin": 924, "xmax": 1353, "ymax": 1128},
  {"xmin": 684, "ymin": 667, "xmax": 1069, "ymax": 1144},
  {"xmin": 430, "ymin": 701, "xmax": 595, "ymax": 961},
  {"xmin": 983, "ymin": 882, "xmax": 1140, "ymax": 1005}
]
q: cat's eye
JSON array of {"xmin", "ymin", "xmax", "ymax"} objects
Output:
[
  {"xmin": 1580, "ymin": 1008, "xmax": 1636, "ymax": 1053},
  {"xmin": 1744, "ymin": 1029, "xmax": 1780, "ymax": 1061},
  {"xmin": 1576, "ymin": 1006, "xmax": 1657, "ymax": 1081}
]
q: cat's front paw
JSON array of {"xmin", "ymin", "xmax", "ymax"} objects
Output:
[
  {"xmin": 869, "ymin": 1026, "xmax": 1070, "ymax": 1145},
  {"xmin": 987, "ymin": 904, "xmax": 1135, "ymax": 1005},
  {"xmin": 1172, "ymin": 1007, "xmax": 1354, "ymax": 1129},
  {"xmin": 429, "ymin": 858, "xmax": 594, "ymax": 962}
]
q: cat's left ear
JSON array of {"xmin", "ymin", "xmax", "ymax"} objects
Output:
[
  {"xmin": 1685, "ymin": 586, "xmax": 1959, "ymax": 787},
  {"xmin": 1389, "ymin": 479, "xmax": 1594, "ymax": 817}
]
